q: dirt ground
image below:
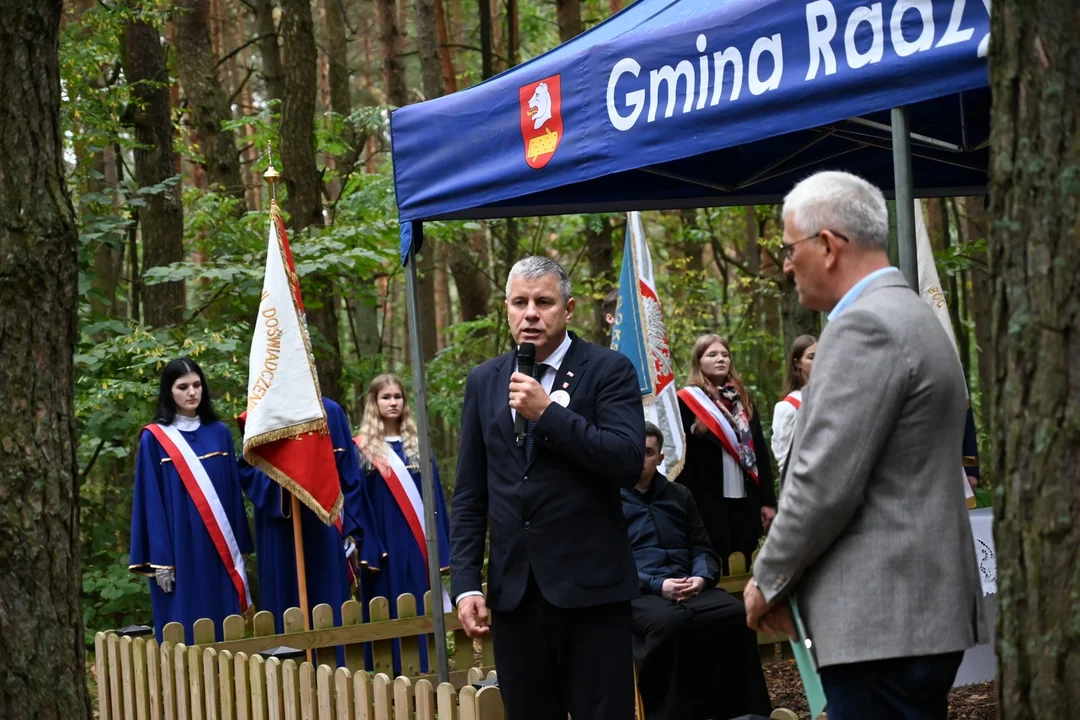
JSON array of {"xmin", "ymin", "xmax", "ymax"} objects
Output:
[{"xmin": 764, "ymin": 660, "xmax": 998, "ymax": 719}]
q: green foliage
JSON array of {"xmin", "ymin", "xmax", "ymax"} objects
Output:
[{"xmin": 82, "ymin": 557, "xmax": 149, "ymax": 646}]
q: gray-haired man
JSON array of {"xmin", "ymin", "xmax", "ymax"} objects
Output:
[{"xmin": 745, "ymin": 171, "xmax": 986, "ymax": 719}]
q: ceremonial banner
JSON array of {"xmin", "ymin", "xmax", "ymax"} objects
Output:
[
  {"xmin": 914, "ymin": 200, "xmax": 975, "ymax": 508},
  {"xmin": 241, "ymin": 204, "xmax": 342, "ymax": 525},
  {"xmin": 611, "ymin": 211, "xmax": 686, "ymax": 479}
]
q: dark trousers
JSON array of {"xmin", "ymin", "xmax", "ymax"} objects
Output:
[
  {"xmin": 632, "ymin": 588, "xmax": 772, "ymax": 720},
  {"xmin": 491, "ymin": 573, "xmax": 634, "ymax": 720},
  {"xmin": 820, "ymin": 651, "xmax": 964, "ymax": 720}
]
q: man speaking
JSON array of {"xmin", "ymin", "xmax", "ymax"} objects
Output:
[{"xmin": 451, "ymin": 256, "xmax": 645, "ymax": 720}]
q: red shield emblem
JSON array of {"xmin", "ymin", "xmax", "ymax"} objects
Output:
[{"xmin": 518, "ymin": 75, "xmax": 563, "ymax": 169}]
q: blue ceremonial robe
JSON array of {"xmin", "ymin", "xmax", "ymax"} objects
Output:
[
  {"xmin": 356, "ymin": 440, "xmax": 451, "ymax": 674},
  {"xmin": 129, "ymin": 421, "xmax": 254, "ymax": 644},
  {"xmin": 239, "ymin": 398, "xmax": 383, "ymax": 645}
]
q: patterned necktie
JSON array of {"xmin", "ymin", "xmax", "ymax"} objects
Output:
[{"xmin": 524, "ymin": 363, "xmax": 549, "ymax": 463}]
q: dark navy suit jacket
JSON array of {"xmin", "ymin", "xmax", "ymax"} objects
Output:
[{"xmin": 450, "ymin": 331, "xmax": 645, "ymax": 611}]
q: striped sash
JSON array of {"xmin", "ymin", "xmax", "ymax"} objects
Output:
[{"xmin": 144, "ymin": 424, "xmax": 251, "ymax": 610}]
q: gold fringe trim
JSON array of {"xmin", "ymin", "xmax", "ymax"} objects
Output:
[
  {"xmin": 243, "ymin": 418, "xmax": 328, "ymax": 451},
  {"xmin": 243, "ymin": 446, "xmax": 343, "ymax": 526}
]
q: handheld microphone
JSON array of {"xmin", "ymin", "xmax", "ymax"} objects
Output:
[{"xmin": 514, "ymin": 342, "xmax": 536, "ymax": 447}]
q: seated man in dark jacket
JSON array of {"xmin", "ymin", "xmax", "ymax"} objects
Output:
[{"xmin": 623, "ymin": 423, "xmax": 772, "ymax": 720}]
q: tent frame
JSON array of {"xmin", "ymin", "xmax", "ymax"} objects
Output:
[{"xmin": 403, "ymin": 103, "xmax": 926, "ymax": 681}]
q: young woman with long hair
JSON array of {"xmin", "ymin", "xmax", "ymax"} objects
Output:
[
  {"xmin": 771, "ymin": 334, "xmax": 817, "ymax": 477},
  {"xmin": 675, "ymin": 335, "xmax": 776, "ymax": 574},
  {"xmin": 129, "ymin": 357, "xmax": 253, "ymax": 643},
  {"xmin": 352, "ymin": 373, "xmax": 450, "ymax": 674}
]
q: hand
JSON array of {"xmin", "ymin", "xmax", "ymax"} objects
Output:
[
  {"xmin": 457, "ymin": 595, "xmax": 491, "ymax": 639},
  {"xmin": 509, "ymin": 372, "xmax": 552, "ymax": 422},
  {"xmin": 661, "ymin": 578, "xmax": 695, "ymax": 602},
  {"xmin": 760, "ymin": 602, "xmax": 796, "ymax": 637},
  {"xmin": 154, "ymin": 567, "xmax": 175, "ymax": 593},
  {"xmin": 684, "ymin": 576, "xmax": 707, "ymax": 600},
  {"xmin": 967, "ymin": 474, "xmax": 978, "ymax": 492},
  {"xmin": 743, "ymin": 578, "xmax": 768, "ymax": 630},
  {"xmin": 761, "ymin": 505, "xmax": 777, "ymax": 533}
]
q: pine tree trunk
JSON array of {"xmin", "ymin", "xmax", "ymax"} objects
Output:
[
  {"xmin": 253, "ymin": 0, "xmax": 284, "ymax": 106},
  {"xmin": 586, "ymin": 217, "xmax": 616, "ymax": 344},
  {"xmin": 988, "ymin": 1, "xmax": 1080, "ymax": 716},
  {"xmin": 446, "ymin": 229, "xmax": 491, "ymax": 322},
  {"xmin": 375, "ymin": 0, "xmax": 408, "ymax": 106},
  {"xmin": 434, "ymin": 0, "xmax": 457, "ymax": 92},
  {"xmin": 411, "ymin": 0, "xmax": 443, "ymax": 360},
  {"xmin": 0, "ymin": 1, "xmax": 90, "ymax": 716},
  {"xmin": 280, "ymin": 0, "xmax": 343, "ymax": 402},
  {"xmin": 506, "ymin": 0, "xmax": 519, "ymax": 67},
  {"xmin": 962, "ymin": 195, "xmax": 993, "ymax": 432},
  {"xmin": 555, "ymin": 0, "xmax": 582, "ymax": 42},
  {"xmin": 122, "ymin": 17, "xmax": 186, "ymax": 327},
  {"xmin": 414, "ymin": 0, "xmax": 443, "ymax": 100},
  {"xmin": 175, "ymin": 0, "xmax": 247, "ymax": 204},
  {"xmin": 477, "ymin": 0, "xmax": 493, "ymax": 79}
]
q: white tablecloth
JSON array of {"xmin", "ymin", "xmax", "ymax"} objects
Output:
[{"xmin": 954, "ymin": 508, "xmax": 996, "ymax": 687}]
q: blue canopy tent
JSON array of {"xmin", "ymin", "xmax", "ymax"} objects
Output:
[{"xmin": 388, "ymin": 0, "xmax": 991, "ymax": 680}]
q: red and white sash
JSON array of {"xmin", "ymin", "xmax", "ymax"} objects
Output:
[
  {"xmin": 375, "ymin": 443, "xmax": 451, "ymax": 612},
  {"xmin": 677, "ymin": 386, "xmax": 759, "ymax": 492},
  {"xmin": 145, "ymin": 424, "xmax": 252, "ymax": 610},
  {"xmin": 782, "ymin": 394, "xmax": 802, "ymax": 410}
]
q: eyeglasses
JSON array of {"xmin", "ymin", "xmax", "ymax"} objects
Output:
[{"xmin": 779, "ymin": 230, "xmax": 851, "ymax": 260}]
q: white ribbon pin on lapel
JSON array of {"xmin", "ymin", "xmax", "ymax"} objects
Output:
[{"xmin": 550, "ymin": 390, "xmax": 571, "ymax": 407}]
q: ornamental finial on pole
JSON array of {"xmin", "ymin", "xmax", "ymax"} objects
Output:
[{"xmin": 263, "ymin": 142, "xmax": 280, "ymax": 203}]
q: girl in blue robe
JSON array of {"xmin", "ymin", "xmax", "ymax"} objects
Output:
[
  {"xmin": 352, "ymin": 374, "xmax": 451, "ymax": 675},
  {"xmin": 129, "ymin": 358, "xmax": 254, "ymax": 644},
  {"xmin": 238, "ymin": 397, "xmax": 384, "ymax": 649}
]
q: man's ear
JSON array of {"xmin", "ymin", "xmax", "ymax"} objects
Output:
[
  {"xmin": 659, "ymin": 452, "xmax": 665, "ymax": 463},
  {"xmin": 565, "ymin": 296, "xmax": 576, "ymax": 322}
]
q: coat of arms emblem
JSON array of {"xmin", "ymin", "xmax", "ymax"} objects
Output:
[{"xmin": 518, "ymin": 75, "xmax": 563, "ymax": 169}]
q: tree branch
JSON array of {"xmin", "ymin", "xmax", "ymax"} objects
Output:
[
  {"xmin": 182, "ymin": 282, "xmax": 234, "ymax": 325},
  {"xmin": 710, "ymin": 236, "xmax": 761, "ymax": 278},
  {"xmin": 216, "ymin": 34, "xmax": 273, "ymax": 71},
  {"xmin": 229, "ymin": 66, "xmax": 256, "ymax": 105},
  {"xmin": 398, "ymin": 43, "xmax": 511, "ymax": 67},
  {"xmin": 80, "ymin": 439, "xmax": 108, "ymax": 485}
]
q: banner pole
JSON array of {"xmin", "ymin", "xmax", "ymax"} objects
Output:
[
  {"xmin": 263, "ymin": 145, "xmax": 313, "ymax": 663},
  {"xmin": 291, "ymin": 494, "xmax": 313, "ymax": 664}
]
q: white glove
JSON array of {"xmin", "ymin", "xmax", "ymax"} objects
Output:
[
  {"xmin": 343, "ymin": 537, "xmax": 357, "ymax": 559},
  {"xmin": 154, "ymin": 567, "xmax": 175, "ymax": 593}
]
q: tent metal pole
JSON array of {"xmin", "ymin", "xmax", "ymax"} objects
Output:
[
  {"xmin": 404, "ymin": 222, "xmax": 450, "ymax": 683},
  {"xmin": 891, "ymin": 107, "xmax": 918, "ymax": 290}
]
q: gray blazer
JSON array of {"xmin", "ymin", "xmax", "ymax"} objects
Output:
[{"xmin": 753, "ymin": 270, "xmax": 987, "ymax": 668}]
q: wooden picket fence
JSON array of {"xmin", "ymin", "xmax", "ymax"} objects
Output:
[
  {"xmin": 94, "ymin": 631, "xmax": 503, "ymax": 720},
  {"xmin": 95, "ymin": 553, "xmax": 798, "ymax": 719}
]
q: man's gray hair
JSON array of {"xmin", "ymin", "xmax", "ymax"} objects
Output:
[
  {"xmin": 505, "ymin": 256, "xmax": 573, "ymax": 303},
  {"xmin": 782, "ymin": 171, "xmax": 889, "ymax": 250}
]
